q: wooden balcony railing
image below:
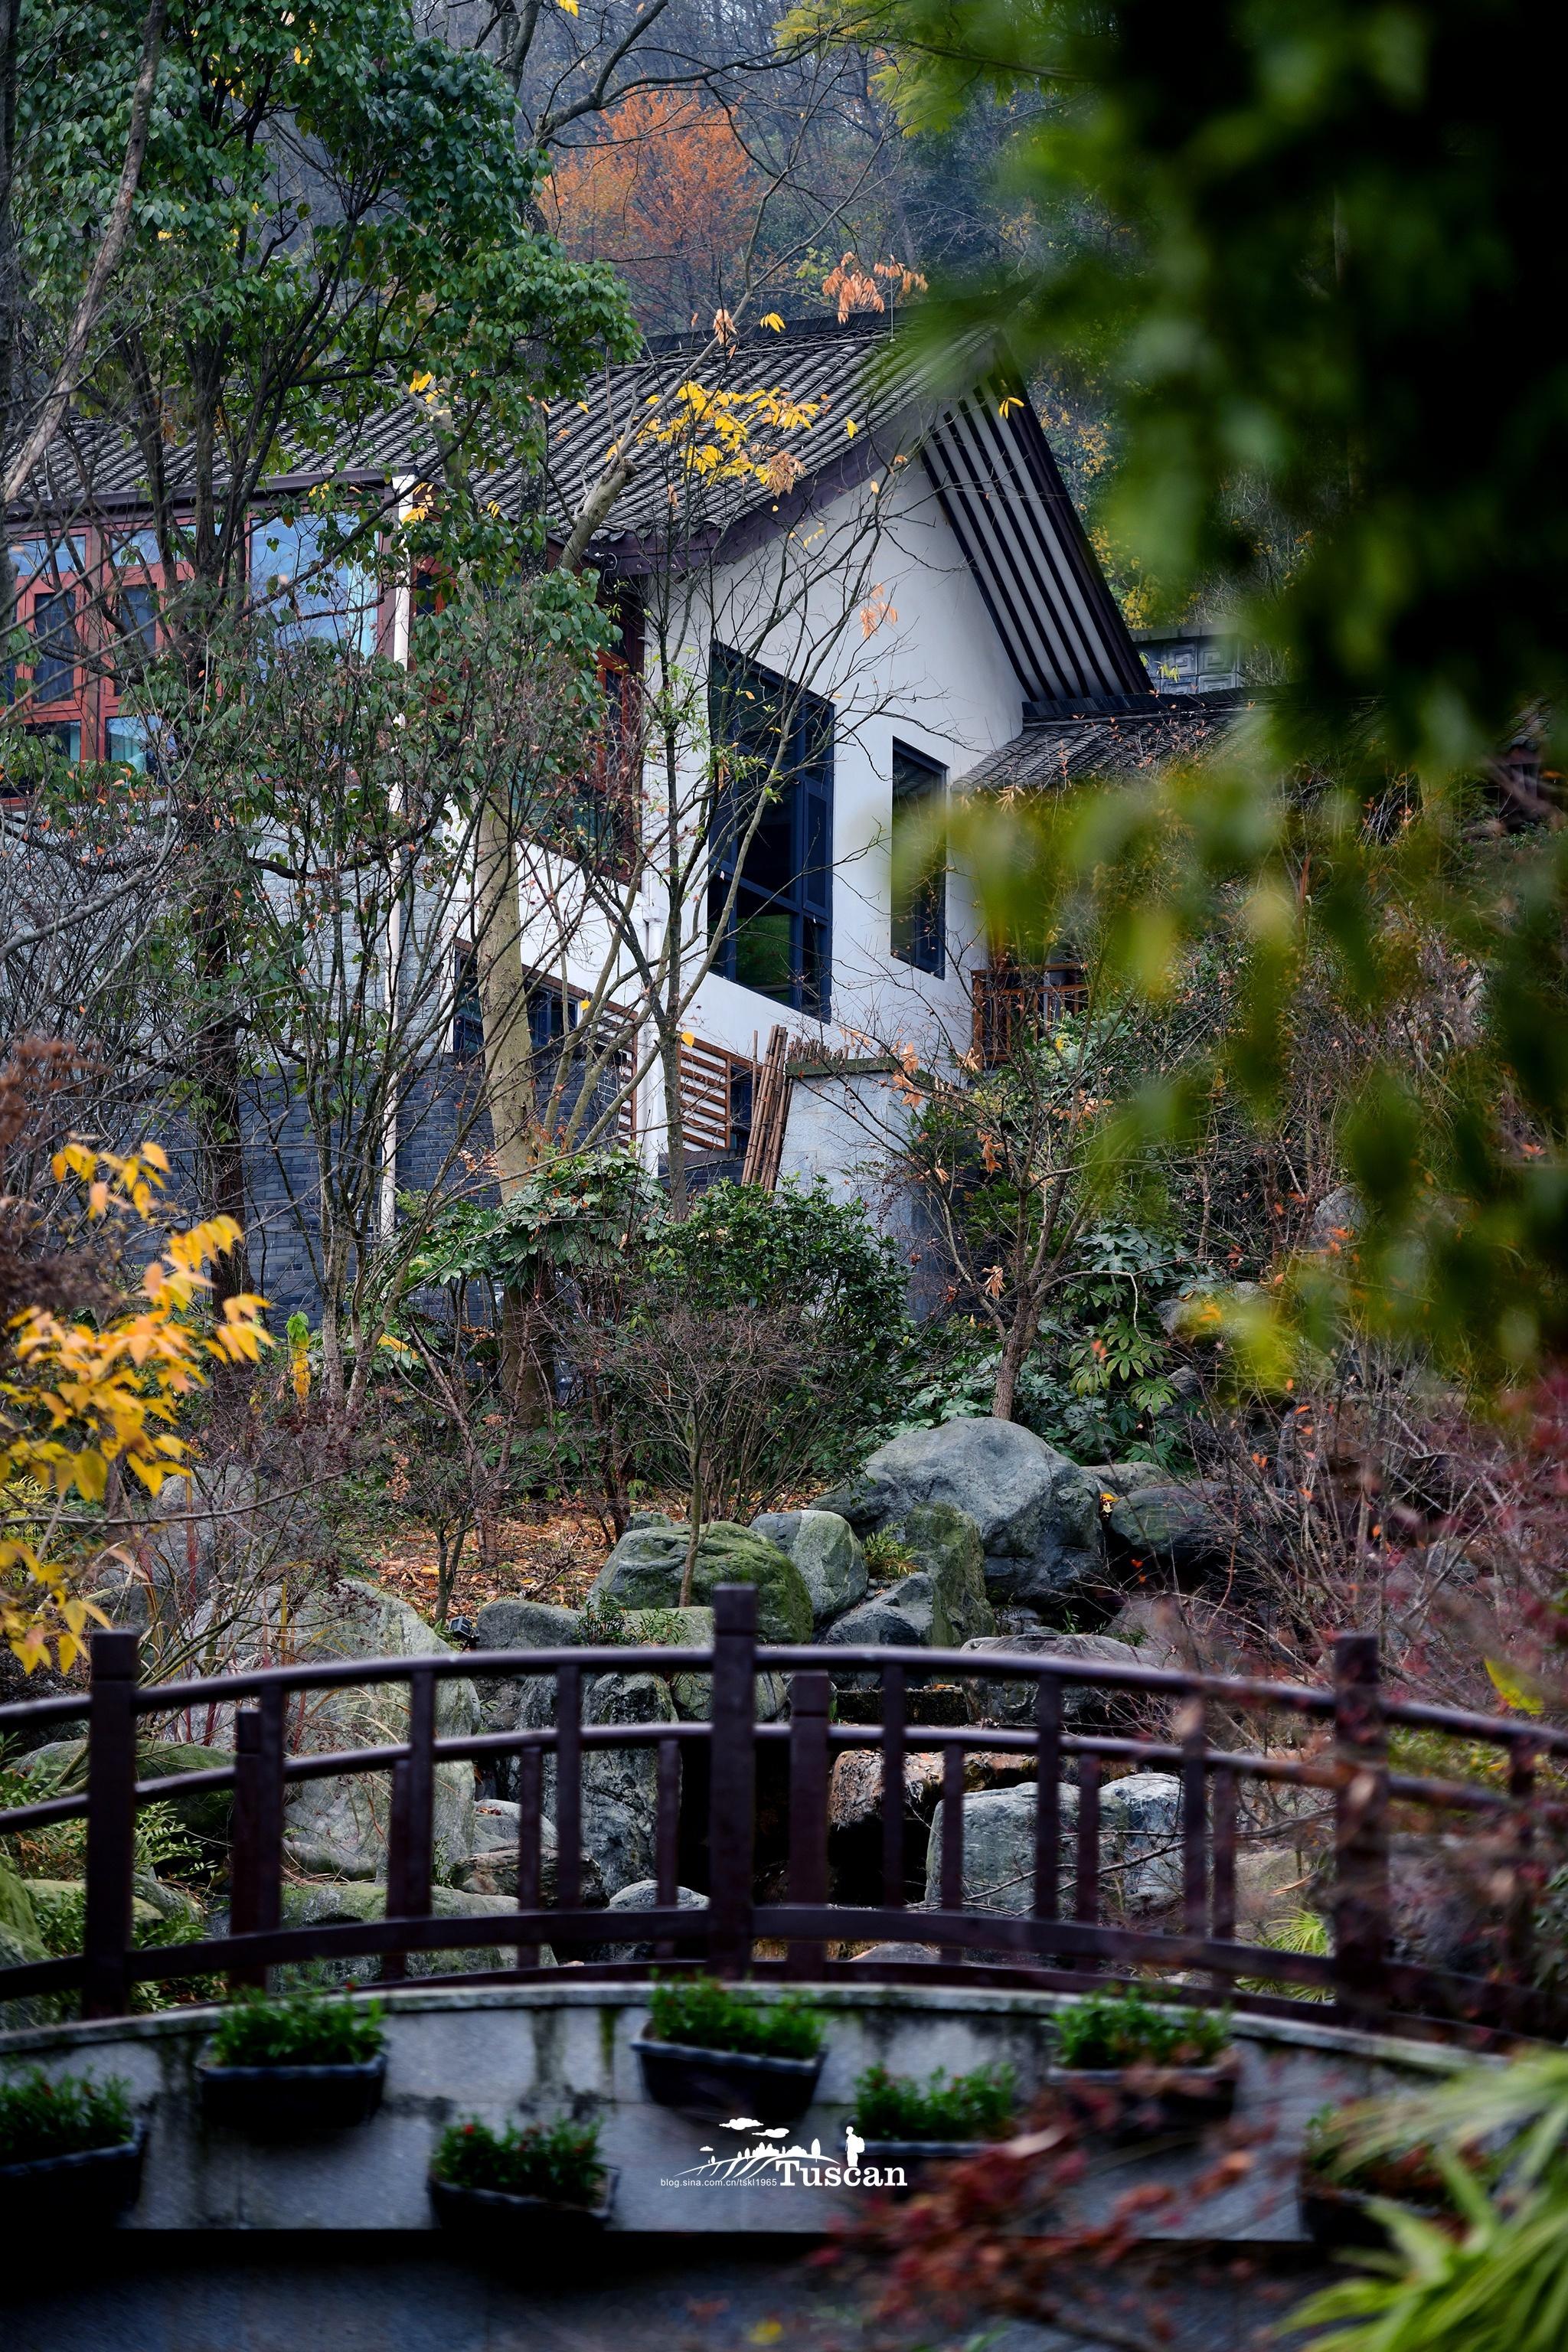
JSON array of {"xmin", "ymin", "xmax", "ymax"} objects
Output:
[
  {"xmin": 972, "ymin": 963, "xmax": 1089, "ymax": 1066},
  {"xmin": 0, "ymin": 1587, "xmax": 1557, "ymax": 2039}
]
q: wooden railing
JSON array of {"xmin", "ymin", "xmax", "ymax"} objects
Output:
[
  {"xmin": 0, "ymin": 1586, "xmax": 1558, "ymax": 2037},
  {"xmin": 972, "ymin": 963, "xmax": 1089, "ymax": 1065}
]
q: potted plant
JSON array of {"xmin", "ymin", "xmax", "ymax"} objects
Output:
[
  {"xmin": 1047, "ymin": 1988, "xmax": 1237, "ymax": 2138},
  {"xmin": 0, "ymin": 2069, "xmax": 146, "ymax": 2226},
  {"xmin": 198, "ymin": 1991, "xmax": 387, "ymax": 2134},
  {"xmin": 635, "ymin": 1978, "xmax": 827, "ymax": 2124},
  {"xmin": 852, "ymin": 2061, "xmax": 1016, "ymax": 2190},
  {"xmin": 429, "ymin": 2113, "xmax": 616, "ymax": 2244},
  {"xmin": 1298, "ymin": 2105, "xmax": 1468, "ymax": 2253}
]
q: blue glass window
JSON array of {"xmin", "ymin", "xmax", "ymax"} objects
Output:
[
  {"xmin": 30, "ymin": 587, "xmax": 77, "ymax": 704},
  {"xmin": 251, "ymin": 516, "xmax": 378, "ymax": 654},
  {"xmin": 707, "ymin": 645, "xmax": 833, "ymax": 1018}
]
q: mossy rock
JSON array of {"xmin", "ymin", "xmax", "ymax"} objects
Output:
[
  {"xmin": 8, "ymin": 1736, "xmax": 234, "ymax": 1847},
  {"xmin": 885, "ymin": 1504, "xmax": 994, "ymax": 1645},
  {"xmin": 136, "ymin": 1741, "xmax": 236, "ymax": 1844},
  {"xmin": 1, "ymin": 1860, "xmax": 44, "ymax": 1965},
  {"xmin": 276, "ymin": 1880, "xmax": 544, "ymax": 1987},
  {"xmin": 590, "ymin": 1521, "xmax": 812, "ymax": 1641}
]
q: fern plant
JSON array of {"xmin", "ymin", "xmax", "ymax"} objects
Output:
[{"xmin": 1289, "ymin": 2053, "xmax": 1568, "ymax": 2352}]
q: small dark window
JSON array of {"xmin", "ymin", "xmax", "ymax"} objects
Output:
[
  {"xmin": 707, "ymin": 645, "xmax": 833, "ymax": 1018},
  {"xmin": 890, "ymin": 742, "xmax": 946, "ymax": 976},
  {"xmin": 452, "ymin": 944, "xmax": 484, "ymax": 1062},
  {"xmin": 31, "ymin": 587, "xmax": 77, "ymax": 704}
]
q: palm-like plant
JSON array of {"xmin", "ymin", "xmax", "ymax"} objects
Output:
[{"xmin": 1292, "ymin": 2054, "xmax": 1568, "ymax": 2352}]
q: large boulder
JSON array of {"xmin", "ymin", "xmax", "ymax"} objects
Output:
[
  {"xmin": 821, "ymin": 1417, "xmax": 1106, "ymax": 1612},
  {"xmin": 472, "ymin": 1599, "xmax": 581, "ymax": 1741},
  {"xmin": 580, "ymin": 1671, "xmax": 678, "ymax": 1899},
  {"xmin": 750, "ymin": 1509, "xmax": 867, "ymax": 1625},
  {"xmin": 923, "ymin": 1770, "xmax": 1184, "ymax": 1924},
  {"xmin": 923, "ymin": 1782, "xmax": 1080, "ymax": 1922},
  {"xmin": 502, "ymin": 1668, "xmax": 678, "ymax": 1902},
  {"xmin": 960, "ymin": 1632, "xmax": 1143, "ymax": 1726},
  {"xmin": 884, "ymin": 1504, "xmax": 993, "ymax": 1644},
  {"xmin": 589, "ymin": 1879, "xmax": 707, "ymax": 1962},
  {"xmin": 273, "ymin": 1574, "xmax": 479, "ymax": 1886},
  {"xmin": 1102, "ymin": 1482, "xmax": 1231, "ymax": 1578},
  {"xmin": 276, "ymin": 1879, "xmax": 544, "ymax": 1985},
  {"xmin": 451, "ymin": 1800, "xmax": 606, "ymax": 1907},
  {"xmin": 11, "ymin": 1736, "xmax": 233, "ymax": 1847},
  {"xmin": 590, "ymin": 1521, "xmax": 812, "ymax": 1640},
  {"xmin": 822, "ymin": 1581, "xmax": 942, "ymax": 1681},
  {"xmin": 611, "ymin": 1607, "xmax": 786, "ymax": 1724},
  {"xmin": 1098, "ymin": 1772, "xmax": 1184, "ymax": 1914},
  {"xmin": 826, "ymin": 1747, "xmax": 945, "ymax": 1903}
]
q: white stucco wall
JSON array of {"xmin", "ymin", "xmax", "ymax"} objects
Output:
[{"xmin": 510, "ymin": 457, "xmax": 1025, "ymax": 1170}]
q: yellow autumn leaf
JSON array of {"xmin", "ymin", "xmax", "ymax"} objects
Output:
[
  {"xmin": 844, "ymin": 418, "xmax": 858, "ymax": 437},
  {"xmin": 761, "ymin": 312, "xmax": 785, "ymax": 332},
  {"xmin": 1485, "ymin": 1658, "xmax": 1543, "ymax": 1715}
]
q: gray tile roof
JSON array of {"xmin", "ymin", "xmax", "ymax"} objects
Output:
[
  {"xmin": 5, "ymin": 309, "xmax": 1151, "ymax": 709},
  {"xmin": 956, "ymin": 691, "xmax": 1250, "ymax": 791}
]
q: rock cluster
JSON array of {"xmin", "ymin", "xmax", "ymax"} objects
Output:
[{"xmin": 0, "ymin": 1416, "xmax": 1254, "ymax": 2011}]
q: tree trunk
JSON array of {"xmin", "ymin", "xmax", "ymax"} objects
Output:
[
  {"xmin": 474, "ymin": 782, "xmax": 537, "ymax": 1197},
  {"xmin": 191, "ymin": 885, "xmax": 253, "ymax": 1307},
  {"xmin": 991, "ymin": 1298, "xmax": 1040, "ymax": 1425}
]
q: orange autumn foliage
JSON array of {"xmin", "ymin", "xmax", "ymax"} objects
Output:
[{"xmin": 546, "ymin": 93, "xmax": 759, "ymax": 328}]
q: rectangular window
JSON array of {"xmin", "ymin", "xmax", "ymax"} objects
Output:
[
  {"xmin": 890, "ymin": 741, "xmax": 947, "ymax": 976},
  {"xmin": 106, "ymin": 715, "xmax": 170, "ymax": 776},
  {"xmin": 451, "ymin": 944, "xmax": 484, "ymax": 1063},
  {"xmin": 30, "ymin": 587, "xmax": 77, "ymax": 704},
  {"xmin": 10, "ymin": 537, "xmax": 85, "ymax": 584},
  {"xmin": 1, "ymin": 720, "xmax": 81, "ymax": 794},
  {"xmin": 707, "ymin": 645, "xmax": 833, "ymax": 1018},
  {"xmin": 115, "ymin": 583, "xmax": 158, "ymax": 669},
  {"xmin": 251, "ymin": 515, "xmax": 378, "ymax": 654}
]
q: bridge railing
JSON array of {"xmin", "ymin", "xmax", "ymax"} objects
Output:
[{"xmin": 1, "ymin": 1585, "xmax": 1560, "ymax": 2037}]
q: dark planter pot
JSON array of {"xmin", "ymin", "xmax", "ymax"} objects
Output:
[
  {"xmin": 1299, "ymin": 2167, "xmax": 1449, "ymax": 2255},
  {"xmin": 429, "ymin": 2165, "xmax": 619, "ymax": 2248},
  {"xmin": 1048, "ymin": 2056, "xmax": 1237, "ymax": 2141},
  {"xmin": 198, "ymin": 2050, "xmax": 386, "ymax": 2135},
  {"xmin": 635, "ymin": 2037, "xmax": 824, "ymax": 2125},
  {"xmin": 0, "ymin": 2117, "xmax": 147, "ymax": 2229},
  {"xmin": 858, "ymin": 2138, "xmax": 997, "ymax": 2198}
]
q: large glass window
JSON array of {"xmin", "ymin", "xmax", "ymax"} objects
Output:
[
  {"xmin": 114, "ymin": 584, "xmax": 158, "ymax": 668},
  {"xmin": 890, "ymin": 741, "xmax": 947, "ymax": 977},
  {"xmin": 707, "ymin": 645, "xmax": 833, "ymax": 1018},
  {"xmin": 250, "ymin": 515, "xmax": 378, "ymax": 654},
  {"xmin": 30, "ymin": 586, "xmax": 78, "ymax": 704}
]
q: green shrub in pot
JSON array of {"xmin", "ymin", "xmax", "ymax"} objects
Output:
[
  {"xmin": 638, "ymin": 1978, "xmax": 827, "ymax": 2123},
  {"xmin": 0, "ymin": 2069, "xmax": 134, "ymax": 2166},
  {"xmin": 431, "ymin": 2114, "xmax": 605, "ymax": 2207},
  {"xmin": 207, "ymin": 1991, "xmax": 385, "ymax": 2068},
  {"xmin": 853, "ymin": 2062, "xmax": 1016, "ymax": 2143},
  {"xmin": 1053, "ymin": 1988, "xmax": 1231, "ymax": 2070},
  {"xmin": 645, "ymin": 1978, "xmax": 825, "ymax": 2060}
]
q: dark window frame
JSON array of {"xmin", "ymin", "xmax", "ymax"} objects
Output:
[
  {"xmin": 890, "ymin": 739, "xmax": 948, "ymax": 977},
  {"xmin": 706, "ymin": 643, "xmax": 833, "ymax": 1019}
]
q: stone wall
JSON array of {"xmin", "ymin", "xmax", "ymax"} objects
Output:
[{"xmin": 0, "ymin": 1981, "xmax": 1472, "ymax": 2236}]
